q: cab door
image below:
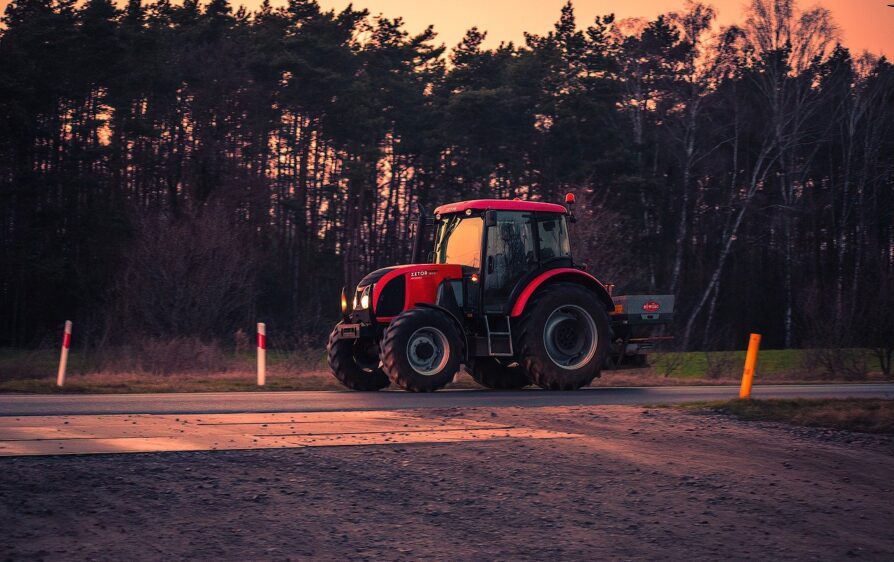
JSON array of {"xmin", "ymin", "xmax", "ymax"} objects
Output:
[{"xmin": 482, "ymin": 211, "xmax": 537, "ymax": 312}]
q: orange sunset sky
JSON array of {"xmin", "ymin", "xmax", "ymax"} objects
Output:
[
  {"xmin": 1, "ymin": 0, "xmax": 892, "ymax": 56},
  {"xmin": 311, "ymin": 0, "xmax": 894, "ymax": 56}
]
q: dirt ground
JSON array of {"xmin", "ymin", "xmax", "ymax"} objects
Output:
[{"xmin": 2, "ymin": 405, "xmax": 893, "ymax": 561}]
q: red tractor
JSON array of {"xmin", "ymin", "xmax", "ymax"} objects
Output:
[{"xmin": 327, "ymin": 197, "xmax": 673, "ymax": 392}]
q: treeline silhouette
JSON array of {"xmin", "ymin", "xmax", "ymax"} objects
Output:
[{"xmin": 1, "ymin": 0, "xmax": 892, "ymax": 356}]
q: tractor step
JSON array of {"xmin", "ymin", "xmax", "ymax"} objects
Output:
[{"xmin": 485, "ymin": 315, "xmax": 514, "ymax": 356}]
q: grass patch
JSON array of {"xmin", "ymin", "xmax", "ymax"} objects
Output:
[
  {"xmin": 677, "ymin": 398, "xmax": 894, "ymax": 434},
  {"xmin": 651, "ymin": 348, "xmax": 799, "ymax": 378},
  {"xmin": 1, "ymin": 346, "xmax": 889, "ymax": 394},
  {"xmin": 650, "ymin": 348, "xmax": 879, "ymax": 379}
]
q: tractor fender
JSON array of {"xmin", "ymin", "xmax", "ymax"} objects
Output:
[
  {"xmin": 412, "ymin": 302, "xmax": 467, "ymax": 358},
  {"xmin": 509, "ymin": 268, "xmax": 614, "ymax": 317}
]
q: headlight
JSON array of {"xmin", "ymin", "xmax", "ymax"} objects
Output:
[
  {"xmin": 360, "ymin": 285, "xmax": 372, "ymax": 309},
  {"xmin": 354, "ymin": 284, "xmax": 373, "ymax": 310},
  {"xmin": 340, "ymin": 287, "xmax": 348, "ymax": 315},
  {"xmin": 352, "ymin": 295, "xmax": 358, "ymax": 309}
]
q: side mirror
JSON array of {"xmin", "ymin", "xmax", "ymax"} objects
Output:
[{"xmin": 484, "ymin": 210, "xmax": 497, "ymax": 227}]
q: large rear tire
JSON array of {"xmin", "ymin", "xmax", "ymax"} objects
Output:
[
  {"xmin": 327, "ymin": 325, "xmax": 390, "ymax": 391},
  {"xmin": 469, "ymin": 358, "xmax": 531, "ymax": 390},
  {"xmin": 380, "ymin": 307, "xmax": 464, "ymax": 392},
  {"xmin": 515, "ymin": 283, "xmax": 610, "ymax": 390}
]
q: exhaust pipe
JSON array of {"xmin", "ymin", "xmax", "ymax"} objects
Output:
[{"xmin": 411, "ymin": 202, "xmax": 428, "ymax": 264}]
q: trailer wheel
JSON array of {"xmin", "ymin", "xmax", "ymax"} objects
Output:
[
  {"xmin": 469, "ymin": 358, "xmax": 530, "ymax": 390},
  {"xmin": 327, "ymin": 324, "xmax": 390, "ymax": 391},
  {"xmin": 381, "ymin": 307, "xmax": 464, "ymax": 392},
  {"xmin": 515, "ymin": 282, "xmax": 610, "ymax": 390}
]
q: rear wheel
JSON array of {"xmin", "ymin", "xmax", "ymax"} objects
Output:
[
  {"xmin": 469, "ymin": 358, "xmax": 530, "ymax": 390},
  {"xmin": 515, "ymin": 283, "xmax": 610, "ymax": 390},
  {"xmin": 380, "ymin": 307, "xmax": 464, "ymax": 392},
  {"xmin": 327, "ymin": 325, "xmax": 390, "ymax": 391}
]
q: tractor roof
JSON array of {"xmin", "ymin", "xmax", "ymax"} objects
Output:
[{"xmin": 434, "ymin": 199, "xmax": 568, "ymax": 216}]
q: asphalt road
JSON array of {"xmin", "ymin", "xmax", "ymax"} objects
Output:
[{"xmin": 1, "ymin": 383, "xmax": 891, "ymax": 416}]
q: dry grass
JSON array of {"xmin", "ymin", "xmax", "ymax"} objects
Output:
[
  {"xmin": 0, "ymin": 342, "xmax": 330, "ymax": 393},
  {"xmin": 1, "ymin": 366, "xmax": 887, "ymax": 394},
  {"xmin": 0, "ymin": 369, "xmax": 341, "ymax": 394},
  {"xmin": 677, "ymin": 398, "xmax": 894, "ymax": 434},
  {"xmin": 1, "ymin": 345, "xmax": 889, "ymax": 394},
  {"xmin": 0, "ymin": 369, "xmax": 487, "ymax": 394}
]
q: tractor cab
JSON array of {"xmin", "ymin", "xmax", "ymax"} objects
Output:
[{"xmin": 431, "ymin": 200, "xmax": 574, "ymax": 313}]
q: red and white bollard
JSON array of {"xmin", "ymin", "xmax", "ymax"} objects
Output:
[
  {"xmin": 57, "ymin": 320, "xmax": 72, "ymax": 387},
  {"xmin": 257, "ymin": 322, "xmax": 266, "ymax": 386}
]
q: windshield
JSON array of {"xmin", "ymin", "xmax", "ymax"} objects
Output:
[{"xmin": 434, "ymin": 215, "xmax": 483, "ymax": 268}]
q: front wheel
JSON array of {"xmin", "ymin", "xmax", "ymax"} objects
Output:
[
  {"xmin": 515, "ymin": 283, "xmax": 610, "ymax": 390},
  {"xmin": 327, "ymin": 325, "xmax": 390, "ymax": 391},
  {"xmin": 380, "ymin": 307, "xmax": 464, "ymax": 392}
]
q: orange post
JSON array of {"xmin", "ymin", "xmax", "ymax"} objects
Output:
[{"xmin": 739, "ymin": 333, "xmax": 762, "ymax": 399}]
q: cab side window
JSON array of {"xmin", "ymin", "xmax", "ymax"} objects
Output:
[
  {"xmin": 537, "ymin": 216, "xmax": 571, "ymax": 262},
  {"xmin": 484, "ymin": 212, "xmax": 536, "ymax": 306}
]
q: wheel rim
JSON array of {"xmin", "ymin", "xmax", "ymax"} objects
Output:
[
  {"xmin": 406, "ymin": 327, "xmax": 450, "ymax": 376},
  {"xmin": 542, "ymin": 304, "xmax": 598, "ymax": 370}
]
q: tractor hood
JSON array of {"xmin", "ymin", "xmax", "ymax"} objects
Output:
[
  {"xmin": 358, "ymin": 264, "xmax": 465, "ymax": 320},
  {"xmin": 358, "ymin": 263, "xmax": 461, "ymax": 288}
]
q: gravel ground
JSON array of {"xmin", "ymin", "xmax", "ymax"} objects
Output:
[{"xmin": 2, "ymin": 405, "xmax": 893, "ymax": 561}]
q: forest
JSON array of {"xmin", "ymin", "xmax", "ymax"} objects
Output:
[{"xmin": 1, "ymin": 0, "xmax": 892, "ymax": 358}]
